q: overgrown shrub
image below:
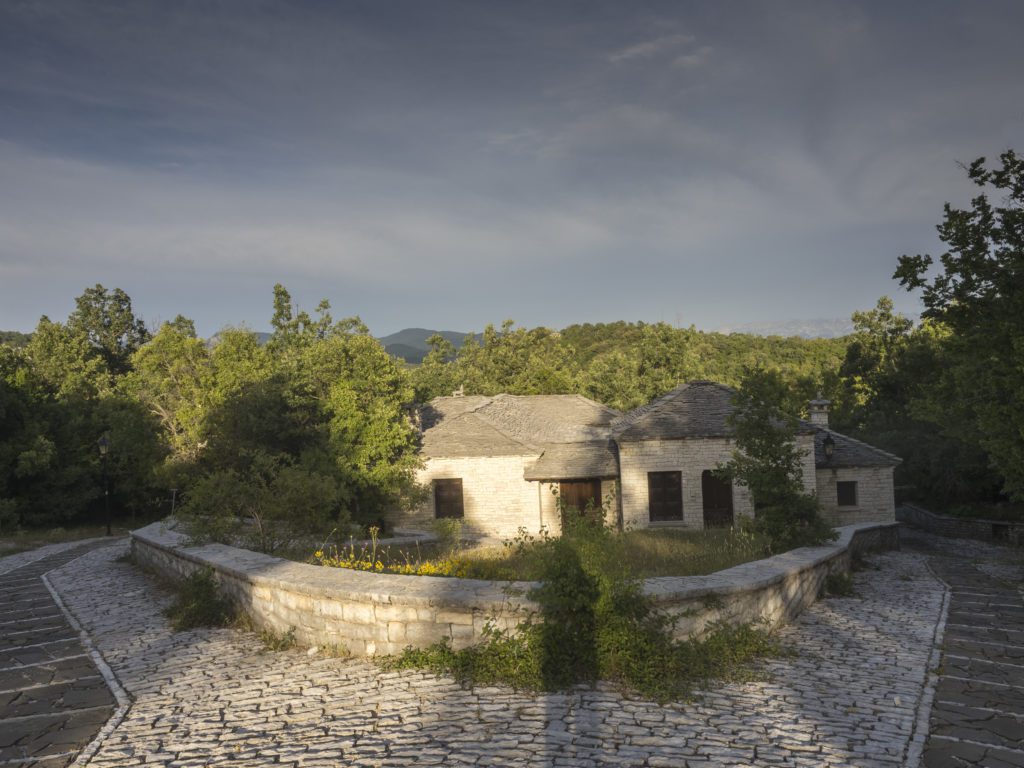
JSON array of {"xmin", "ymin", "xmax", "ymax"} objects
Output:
[
  {"xmin": 824, "ymin": 572, "xmax": 856, "ymax": 597},
  {"xmin": 180, "ymin": 450, "xmax": 342, "ymax": 553},
  {"xmin": 164, "ymin": 568, "xmax": 238, "ymax": 630},
  {"xmin": 723, "ymin": 368, "xmax": 837, "ymax": 552},
  {"xmin": 385, "ymin": 514, "xmax": 784, "ymax": 702}
]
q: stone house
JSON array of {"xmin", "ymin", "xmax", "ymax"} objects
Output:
[{"xmin": 389, "ymin": 381, "xmax": 900, "ymax": 538}]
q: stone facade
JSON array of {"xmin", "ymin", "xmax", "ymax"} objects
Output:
[
  {"xmin": 817, "ymin": 465, "xmax": 896, "ymax": 526},
  {"xmin": 617, "ymin": 434, "xmax": 816, "ymax": 530},
  {"xmin": 389, "ymin": 456, "xmax": 618, "ymax": 538},
  {"xmin": 398, "ymin": 383, "xmax": 900, "ymax": 538}
]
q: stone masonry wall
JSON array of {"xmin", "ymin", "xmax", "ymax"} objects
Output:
[
  {"xmin": 388, "ymin": 456, "xmax": 618, "ymax": 539},
  {"xmin": 617, "ymin": 435, "xmax": 816, "ymax": 530},
  {"xmin": 898, "ymin": 502, "xmax": 1023, "ymax": 546},
  {"xmin": 816, "ymin": 466, "xmax": 896, "ymax": 526},
  {"xmin": 387, "ymin": 454, "xmax": 541, "ymax": 538},
  {"xmin": 131, "ymin": 520, "xmax": 898, "ymax": 657}
]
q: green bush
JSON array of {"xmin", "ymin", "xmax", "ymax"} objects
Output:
[
  {"xmin": 825, "ymin": 572, "xmax": 856, "ymax": 597},
  {"xmin": 386, "ymin": 515, "xmax": 784, "ymax": 702},
  {"xmin": 164, "ymin": 568, "xmax": 238, "ymax": 631},
  {"xmin": 180, "ymin": 450, "xmax": 342, "ymax": 553}
]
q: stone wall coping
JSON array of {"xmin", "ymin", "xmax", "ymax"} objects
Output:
[
  {"xmin": 132, "ymin": 519, "xmax": 898, "ymax": 611},
  {"xmin": 641, "ymin": 523, "xmax": 886, "ymax": 602},
  {"xmin": 901, "ymin": 501, "xmax": 1021, "ymax": 527}
]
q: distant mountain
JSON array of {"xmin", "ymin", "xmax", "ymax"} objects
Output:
[
  {"xmin": 715, "ymin": 318, "xmax": 855, "ymax": 339},
  {"xmin": 377, "ymin": 328, "xmax": 480, "ymax": 362}
]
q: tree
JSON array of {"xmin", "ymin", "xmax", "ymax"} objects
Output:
[
  {"xmin": 895, "ymin": 150, "xmax": 1024, "ymax": 499},
  {"xmin": 125, "ymin": 316, "xmax": 213, "ymax": 467},
  {"xmin": 722, "ymin": 368, "xmax": 835, "ymax": 551},
  {"xmin": 67, "ymin": 284, "xmax": 150, "ymax": 375}
]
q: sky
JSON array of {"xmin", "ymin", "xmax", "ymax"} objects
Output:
[{"xmin": 1, "ymin": 1, "xmax": 1023, "ymax": 337}]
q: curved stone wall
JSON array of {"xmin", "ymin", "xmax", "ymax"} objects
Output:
[{"xmin": 130, "ymin": 521, "xmax": 898, "ymax": 656}]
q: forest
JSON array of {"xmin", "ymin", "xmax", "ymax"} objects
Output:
[{"xmin": 1, "ymin": 151, "xmax": 1021, "ymax": 534}]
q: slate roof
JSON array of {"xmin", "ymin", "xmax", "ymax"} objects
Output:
[
  {"xmin": 418, "ymin": 394, "xmax": 620, "ymax": 467},
  {"xmin": 524, "ymin": 440, "xmax": 620, "ymax": 481},
  {"xmin": 814, "ymin": 429, "xmax": 902, "ymax": 468},
  {"xmin": 420, "ymin": 383, "xmax": 900, "ymax": 473},
  {"xmin": 610, "ymin": 381, "xmax": 818, "ymax": 441}
]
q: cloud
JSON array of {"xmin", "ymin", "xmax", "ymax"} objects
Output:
[{"xmin": 608, "ymin": 33, "xmax": 695, "ymax": 63}]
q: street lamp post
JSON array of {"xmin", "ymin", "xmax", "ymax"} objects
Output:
[{"xmin": 97, "ymin": 434, "xmax": 111, "ymax": 536}]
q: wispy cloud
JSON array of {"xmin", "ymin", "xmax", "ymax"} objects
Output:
[{"xmin": 608, "ymin": 33, "xmax": 695, "ymax": 63}]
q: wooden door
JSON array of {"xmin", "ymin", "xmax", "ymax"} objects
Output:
[
  {"xmin": 560, "ymin": 480, "xmax": 602, "ymax": 519},
  {"xmin": 701, "ymin": 470, "xmax": 734, "ymax": 527}
]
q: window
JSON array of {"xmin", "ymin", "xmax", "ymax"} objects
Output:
[
  {"xmin": 837, "ymin": 481, "xmax": 858, "ymax": 508},
  {"xmin": 434, "ymin": 478, "xmax": 464, "ymax": 519},
  {"xmin": 648, "ymin": 471, "xmax": 683, "ymax": 522}
]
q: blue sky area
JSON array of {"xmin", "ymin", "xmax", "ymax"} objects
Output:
[{"xmin": 2, "ymin": 1, "xmax": 1022, "ymax": 336}]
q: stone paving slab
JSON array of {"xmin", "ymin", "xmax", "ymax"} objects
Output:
[
  {"xmin": 902, "ymin": 529, "xmax": 1024, "ymax": 767},
  {"xmin": 0, "ymin": 540, "xmax": 120, "ymax": 766},
  {"xmin": 46, "ymin": 541, "xmax": 947, "ymax": 767}
]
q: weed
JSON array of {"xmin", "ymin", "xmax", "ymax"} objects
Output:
[
  {"xmin": 260, "ymin": 626, "xmax": 297, "ymax": 651},
  {"xmin": 163, "ymin": 568, "xmax": 238, "ymax": 631},
  {"xmin": 825, "ymin": 572, "xmax": 856, "ymax": 598}
]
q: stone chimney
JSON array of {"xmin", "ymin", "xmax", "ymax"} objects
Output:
[{"xmin": 808, "ymin": 396, "xmax": 830, "ymax": 428}]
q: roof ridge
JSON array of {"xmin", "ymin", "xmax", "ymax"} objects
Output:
[
  {"xmin": 611, "ymin": 381, "xmax": 693, "ymax": 432},
  {"xmin": 572, "ymin": 393, "xmax": 622, "ymax": 416},
  {"xmin": 454, "ymin": 410, "xmax": 537, "ymax": 451}
]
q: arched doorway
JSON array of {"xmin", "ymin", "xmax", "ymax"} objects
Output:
[{"xmin": 701, "ymin": 470, "xmax": 734, "ymax": 527}]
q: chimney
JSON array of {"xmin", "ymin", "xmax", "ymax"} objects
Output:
[{"xmin": 808, "ymin": 396, "xmax": 830, "ymax": 428}]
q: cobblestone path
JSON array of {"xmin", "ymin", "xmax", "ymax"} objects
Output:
[
  {"xmin": 0, "ymin": 540, "xmax": 122, "ymax": 767},
  {"xmin": 904, "ymin": 531, "xmax": 1024, "ymax": 767},
  {"xmin": 41, "ymin": 543, "xmax": 946, "ymax": 767}
]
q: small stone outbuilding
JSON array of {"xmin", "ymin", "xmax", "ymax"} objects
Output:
[{"xmin": 388, "ymin": 381, "xmax": 900, "ymax": 538}]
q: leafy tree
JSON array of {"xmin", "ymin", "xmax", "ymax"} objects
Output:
[
  {"xmin": 412, "ymin": 334, "xmax": 460, "ymax": 401},
  {"xmin": 67, "ymin": 284, "xmax": 150, "ymax": 375},
  {"xmin": 723, "ymin": 368, "xmax": 835, "ymax": 551},
  {"xmin": 895, "ymin": 150, "xmax": 1024, "ymax": 500},
  {"xmin": 126, "ymin": 316, "xmax": 213, "ymax": 467},
  {"xmin": 180, "ymin": 450, "xmax": 342, "ymax": 553}
]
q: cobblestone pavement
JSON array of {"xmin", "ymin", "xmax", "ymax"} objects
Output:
[
  {"xmin": 41, "ymin": 543, "xmax": 947, "ymax": 768},
  {"xmin": 0, "ymin": 540, "xmax": 122, "ymax": 767},
  {"xmin": 902, "ymin": 530, "xmax": 1024, "ymax": 767}
]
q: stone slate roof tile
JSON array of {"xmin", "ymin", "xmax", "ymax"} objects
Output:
[
  {"xmin": 419, "ymin": 393, "xmax": 619, "ymax": 460},
  {"xmin": 814, "ymin": 429, "xmax": 902, "ymax": 468},
  {"xmin": 611, "ymin": 380, "xmax": 817, "ymax": 441},
  {"xmin": 524, "ymin": 440, "xmax": 620, "ymax": 481},
  {"xmin": 420, "ymin": 411, "xmax": 532, "ymax": 457}
]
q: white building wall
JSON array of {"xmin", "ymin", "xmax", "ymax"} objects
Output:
[
  {"xmin": 618, "ymin": 436, "xmax": 817, "ymax": 530},
  {"xmin": 391, "ymin": 454, "xmax": 542, "ymax": 539},
  {"xmin": 816, "ymin": 466, "xmax": 895, "ymax": 526}
]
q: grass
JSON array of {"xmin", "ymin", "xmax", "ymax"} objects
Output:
[
  {"xmin": 313, "ymin": 526, "xmax": 772, "ymax": 581},
  {"xmin": 163, "ymin": 568, "xmax": 239, "ymax": 631},
  {"xmin": 824, "ymin": 572, "xmax": 856, "ymax": 597},
  {"xmin": 0, "ymin": 515, "xmax": 168, "ymax": 558},
  {"xmin": 0, "ymin": 523, "xmax": 124, "ymax": 557}
]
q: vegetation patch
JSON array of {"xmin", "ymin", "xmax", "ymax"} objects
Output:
[
  {"xmin": 383, "ymin": 516, "xmax": 785, "ymax": 702},
  {"xmin": 313, "ymin": 524, "xmax": 771, "ymax": 581},
  {"xmin": 260, "ymin": 626, "xmax": 298, "ymax": 652},
  {"xmin": 824, "ymin": 572, "xmax": 856, "ymax": 598},
  {"xmin": 164, "ymin": 567, "xmax": 239, "ymax": 631}
]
